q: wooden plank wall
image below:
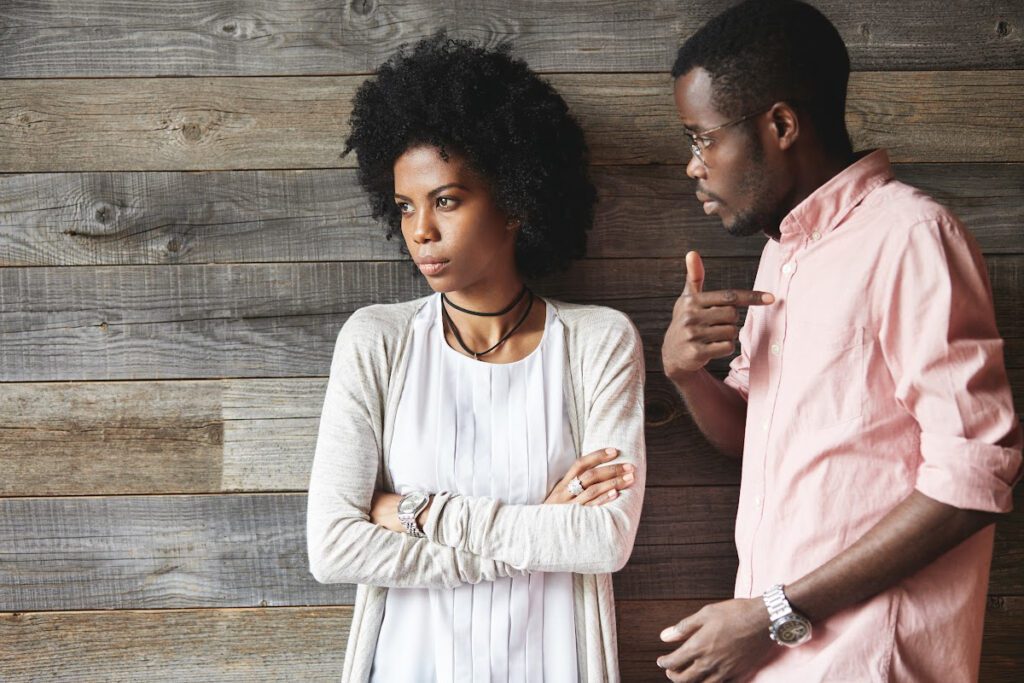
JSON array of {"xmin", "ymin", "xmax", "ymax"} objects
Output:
[{"xmin": 1, "ymin": 1, "xmax": 1021, "ymax": 680}]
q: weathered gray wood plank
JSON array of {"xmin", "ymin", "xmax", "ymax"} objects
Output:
[
  {"xmin": 2, "ymin": 163, "xmax": 1022, "ymax": 266},
  {"xmin": 2, "ymin": 255, "xmax": 1022, "ymax": 382},
  {"xmin": 3, "ymin": 72, "xmax": 1022, "ymax": 172},
  {"xmin": 1, "ymin": 600, "xmax": 1019, "ymax": 681},
  {"xmin": 1, "ymin": 488, "xmax": 1020, "ymax": 610},
  {"xmin": 0, "ymin": 606, "xmax": 352, "ymax": 682},
  {"xmin": 0, "ymin": 373, "xmax": 746, "ymax": 496},
  {"xmin": 0, "ymin": 493, "xmax": 356, "ymax": 611},
  {"xmin": 616, "ymin": 597, "xmax": 1024, "ymax": 683},
  {"xmin": 1, "ymin": 600, "xmax": 1018, "ymax": 682},
  {"xmin": 1, "ymin": 1, "xmax": 1020, "ymax": 77},
  {"xmin": 3, "ymin": 371, "xmax": 1019, "ymax": 497}
]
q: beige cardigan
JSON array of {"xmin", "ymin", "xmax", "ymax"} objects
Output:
[{"xmin": 306, "ymin": 296, "xmax": 647, "ymax": 681}]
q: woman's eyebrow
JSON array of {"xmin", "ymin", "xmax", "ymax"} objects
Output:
[{"xmin": 393, "ymin": 183, "xmax": 470, "ymax": 202}]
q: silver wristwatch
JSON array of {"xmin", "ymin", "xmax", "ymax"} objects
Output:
[
  {"xmin": 763, "ymin": 584, "xmax": 812, "ymax": 648},
  {"xmin": 397, "ymin": 491, "xmax": 430, "ymax": 538}
]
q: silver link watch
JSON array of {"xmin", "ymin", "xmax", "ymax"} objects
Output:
[
  {"xmin": 397, "ymin": 491, "xmax": 430, "ymax": 538},
  {"xmin": 763, "ymin": 584, "xmax": 813, "ymax": 648}
]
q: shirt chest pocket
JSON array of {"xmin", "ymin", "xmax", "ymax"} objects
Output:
[{"xmin": 780, "ymin": 325, "xmax": 867, "ymax": 430}]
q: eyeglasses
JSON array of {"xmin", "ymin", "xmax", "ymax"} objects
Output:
[{"xmin": 684, "ymin": 105, "xmax": 773, "ymax": 167}]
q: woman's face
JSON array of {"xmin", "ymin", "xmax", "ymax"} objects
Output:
[{"xmin": 393, "ymin": 145, "xmax": 518, "ymax": 293}]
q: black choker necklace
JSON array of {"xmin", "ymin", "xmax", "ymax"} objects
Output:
[
  {"xmin": 441, "ymin": 288, "xmax": 534, "ymax": 360},
  {"xmin": 441, "ymin": 285, "xmax": 528, "ymax": 317}
]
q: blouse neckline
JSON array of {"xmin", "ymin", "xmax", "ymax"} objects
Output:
[{"xmin": 433, "ymin": 292, "xmax": 554, "ymax": 368}]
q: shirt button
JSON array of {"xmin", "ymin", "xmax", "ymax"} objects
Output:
[
  {"xmin": 754, "ymin": 496, "xmax": 763, "ymax": 508},
  {"xmin": 761, "ymin": 419, "xmax": 770, "ymax": 432},
  {"xmin": 770, "ymin": 343, "xmax": 781, "ymax": 355},
  {"xmin": 782, "ymin": 262, "xmax": 796, "ymax": 275},
  {"xmin": 811, "ymin": 231, "xmax": 822, "ymax": 241}
]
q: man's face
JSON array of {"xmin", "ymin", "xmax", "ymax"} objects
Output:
[{"xmin": 674, "ymin": 67, "xmax": 785, "ymax": 238}]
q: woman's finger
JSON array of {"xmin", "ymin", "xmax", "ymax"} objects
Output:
[
  {"xmin": 576, "ymin": 472, "xmax": 635, "ymax": 505},
  {"xmin": 580, "ymin": 462, "xmax": 635, "ymax": 488},
  {"xmin": 565, "ymin": 447, "xmax": 618, "ymax": 481}
]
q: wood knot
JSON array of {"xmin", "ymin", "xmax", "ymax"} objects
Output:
[
  {"xmin": 95, "ymin": 206, "xmax": 111, "ymax": 223},
  {"xmin": 351, "ymin": 0, "xmax": 375, "ymax": 16},
  {"xmin": 996, "ymin": 20, "xmax": 1011, "ymax": 38},
  {"xmin": 222, "ymin": 23, "xmax": 237, "ymax": 34},
  {"xmin": 182, "ymin": 122, "xmax": 203, "ymax": 142},
  {"xmin": 859, "ymin": 23, "xmax": 870, "ymax": 39},
  {"xmin": 166, "ymin": 238, "xmax": 181, "ymax": 253},
  {"xmin": 98, "ymin": 322, "xmax": 109, "ymax": 333}
]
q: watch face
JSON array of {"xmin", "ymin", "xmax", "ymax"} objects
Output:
[
  {"xmin": 775, "ymin": 616, "xmax": 812, "ymax": 646},
  {"xmin": 398, "ymin": 492, "xmax": 428, "ymax": 515}
]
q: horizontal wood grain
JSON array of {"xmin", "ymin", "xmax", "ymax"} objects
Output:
[
  {"xmin": 0, "ymin": 373, "xmax": 743, "ymax": 496},
  {"xmin": 0, "ymin": 606, "xmax": 351, "ymax": 682},
  {"xmin": 2, "ymin": 163, "xmax": 1022, "ymax": 266},
  {"xmin": 3, "ymin": 372, "xmax": 1018, "ymax": 498},
  {"xmin": 2, "ymin": 255, "xmax": 1022, "ymax": 382},
  {"xmin": 1, "ymin": 600, "xmax": 1020, "ymax": 681},
  {"xmin": 1, "ymin": 488, "xmax": 1019, "ymax": 611},
  {"xmin": 1, "ymin": 1, "xmax": 1020, "ymax": 77},
  {"xmin": 3, "ymin": 72, "xmax": 1022, "ymax": 172}
]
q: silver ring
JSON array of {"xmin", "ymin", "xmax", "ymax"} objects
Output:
[{"xmin": 567, "ymin": 477, "xmax": 585, "ymax": 497}]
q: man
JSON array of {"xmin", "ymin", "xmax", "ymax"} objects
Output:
[{"xmin": 657, "ymin": 1, "xmax": 1022, "ymax": 681}]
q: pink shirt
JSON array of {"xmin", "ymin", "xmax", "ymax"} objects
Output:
[{"xmin": 725, "ymin": 150, "xmax": 1022, "ymax": 681}]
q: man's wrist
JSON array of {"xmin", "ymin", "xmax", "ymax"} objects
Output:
[{"xmin": 665, "ymin": 363, "xmax": 706, "ymax": 388}]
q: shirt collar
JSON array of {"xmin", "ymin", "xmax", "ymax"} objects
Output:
[{"xmin": 779, "ymin": 149, "xmax": 894, "ymax": 240}]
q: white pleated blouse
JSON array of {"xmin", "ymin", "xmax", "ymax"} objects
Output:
[{"xmin": 370, "ymin": 293, "xmax": 578, "ymax": 683}]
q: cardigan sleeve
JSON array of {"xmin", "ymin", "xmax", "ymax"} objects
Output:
[
  {"xmin": 306, "ymin": 308, "xmax": 527, "ymax": 588},
  {"xmin": 423, "ymin": 309, "xmax": 646, "ymax": 574}
]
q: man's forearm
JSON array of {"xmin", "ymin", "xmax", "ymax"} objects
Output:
[
  {"xmin": 671, "ymin": 367, "xmax": 748, "ymax": 458},
  {"xmin": 785, "ymin": 490, "xmax": 998, "ymax": 624}
]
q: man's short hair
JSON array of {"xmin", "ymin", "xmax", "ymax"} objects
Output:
[{"xmin": 672, "ymin": 0, "xmax": 852, "ymax": 156}]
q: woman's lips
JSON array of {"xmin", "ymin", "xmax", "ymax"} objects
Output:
[{"xmin": 416, "ymin": 259, "xmax": 449, "ymax": 276}]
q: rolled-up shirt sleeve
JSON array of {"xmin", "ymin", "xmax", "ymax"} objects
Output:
[{"xmin": 878, "ymin": 215, "xmax": 1022, "ymax": 513}]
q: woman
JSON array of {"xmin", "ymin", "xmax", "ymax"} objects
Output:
[{"xmin": 307, "ymin": 36, "xmax": 646, "ymax": 682}]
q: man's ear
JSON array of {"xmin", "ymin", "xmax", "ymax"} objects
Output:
[
  {"xmin": 506, "ymin": 217, "xmax": 521, "ymax": 231},
  {"xmin": 769, "ymin": 102, "xmax": 800, "ymax": 151}
]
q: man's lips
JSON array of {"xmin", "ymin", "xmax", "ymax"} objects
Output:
[{"xmin": 696, "ymin": 192, "xmax": 721, "ymax": 216}]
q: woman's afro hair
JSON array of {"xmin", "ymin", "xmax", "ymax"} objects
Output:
[{"xmin": 344, "ymin": 34, "xmax": 596, "ymax": 278}]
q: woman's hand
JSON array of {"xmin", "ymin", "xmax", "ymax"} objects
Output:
[{"xmin": 544, "ymin": 447, "xmax": 636, "ymax": 506}]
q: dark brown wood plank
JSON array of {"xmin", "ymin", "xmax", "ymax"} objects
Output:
[
  {"xmin": 2, "ymin": 163, "xmax": 1022, "ymax": 266},
  {"xmin": 616, "ymin": 597, "xmax": 1024, "ymax": 683},
  {"xmin": 2, "ymin": 488, "xmax": 1019, "ymax": 610},
  {"xmin": 2, "ymin": 372, "xmax": 1018, "ymax": 497},
  {"xmin": 1, "ymin": 600, "xmax": 1017, "ymax": 682},
  {"xmin": 0, "ymin": 606, "xmax": 351, "ymax": 682},
  {"xmin": 3, "ymin": 72, "xmax": 1022, "ymax": 172},
  {"xmin": 0, "ymin": 373, "xmax": 745, "ymax": 496},
  {"xmin": 3, "ymin": 254, "xmax": 1022, "ymax": 382},
  {"xmin": 1, "ymin": 1, "xmax": 1020, "ymax": 77},
  {"xmin": 1, "ymin": 600, "xmax": 1019, "ymax": 681}
]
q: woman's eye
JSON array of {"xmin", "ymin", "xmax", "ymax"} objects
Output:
[
  {"xmin": 437, "ymin": 196, "xmax": 457, "ymax": 209},
  {"xmin": 396, "ymin": 202, "xmax": 412, "ymax": 214}
]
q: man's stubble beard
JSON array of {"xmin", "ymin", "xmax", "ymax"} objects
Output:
[{"xmin": 724, "ymin": 139, "xmax": 786, "ymax": 239}]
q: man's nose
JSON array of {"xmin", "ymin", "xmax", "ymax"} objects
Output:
[{"xmin": 686, "ymin": 153, "xmax": 707, "ymax": 180}]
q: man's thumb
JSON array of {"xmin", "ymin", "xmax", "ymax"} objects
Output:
[{"xmin": 684, "ymin": 250, "xmax": 705, "ymax": 294}]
